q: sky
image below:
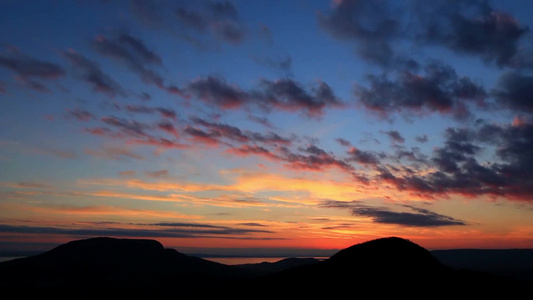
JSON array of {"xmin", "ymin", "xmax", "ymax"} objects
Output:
[{"xmin": 1, "ymin": 0, "xmax": 533, "ymax": 255}]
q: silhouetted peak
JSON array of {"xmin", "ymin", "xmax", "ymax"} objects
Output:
[
  {"xmin": 41, "ymin": 237, "xmax": 166, "ymax": 261},
  {"xmin": 64, "ymin": 237, "xmax": 161, "ymax": 251},
  {"xmin": 54, "ymin": 237, "xmax": 163, "ymax": 251},
  {"xmin": 325, "ymin": 236, "xmax": 445, "ymax": 273}
]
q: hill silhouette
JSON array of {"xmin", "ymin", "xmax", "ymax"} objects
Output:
[
  {"xmin": 0, "ymin": 236, "xmax": 528, "ymax": 298},
  {"xmin": 234, "ymin": 257, "xmax": 319, "ymax": 275},
  {"xmin": 251, "ymin": 237, "xmax": 527, "ymax": 297},
  {"xmin": 0, "ymin": 237, "xmax": 246, "ymax": 296}
]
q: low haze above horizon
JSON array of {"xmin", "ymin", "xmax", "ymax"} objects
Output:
[{"xmin": 1, "ymin": 0, "xmax": 533, "ymax": 254}]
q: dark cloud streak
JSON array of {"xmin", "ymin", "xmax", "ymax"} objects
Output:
[
  {"xmin": 0, "ymin": 50, "xmax": 64, "ymax": 79},
  {"xmin": 63, "ymin": 50, "xmax": 124, "ymax": 97},
  {"xmin": 0, "ymin": 222, "xmax": 275, "ymax": 239},
  {"xmin": 185, "ymin": 76, "xmax": 343, "ymax": 116},
  {"xmin": 322, "ymin": 200, "xmax": 467, "ymax": 227}
]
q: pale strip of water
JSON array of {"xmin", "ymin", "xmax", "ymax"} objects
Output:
[
  {"xmin": 206, "ymin": 256, "xmax": 328, "ymax": 265},
  {"xmin": 0, "ymin": 256, "xmax": 23, "ymax": 263}
]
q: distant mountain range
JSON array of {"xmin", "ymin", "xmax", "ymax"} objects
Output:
[{"xmin": 0, "ymin": 236, "xmax": 530, "ymax": 298}]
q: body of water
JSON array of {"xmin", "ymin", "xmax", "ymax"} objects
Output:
[
  {"xmin": 0, "ymin": 256, "xmax": 23, "ymax": 263},
  {"xmin": 205, "ymin": 256, "xmax": 328, "ymax": 265}
]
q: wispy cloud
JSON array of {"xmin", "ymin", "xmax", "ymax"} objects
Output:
[
  {"xmin": 63, "ymin": 50, "xmax": 124, "ymax": 97},
  {"xmin": 0, "ymin": 222, "xmax": 276, "ymax": 239},
  {"xmin": 84, "ymin": 146, "xmax": 144, "ymax": 160},
  {"xmin": 0, "ymin": 48, "xmax": 64, "ymax": 79},
  {"xmin": 322, "ymin": 200, "xmax": 467, "ymax": 227},
  {"xmin": 174, "ymin": 0, "xmax": 246, "ymax": 45},
  {"xmin": 91, "ymin": 33, "xmax": 164, "ymax": 87},
  {"xmin": 0, "ymin": 47, "xmax": 64, "ymax": 93}
]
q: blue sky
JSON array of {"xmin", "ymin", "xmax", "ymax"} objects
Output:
[{"xmin": 1, "ymin": 0, "xmax": 533, "ymax": 252}]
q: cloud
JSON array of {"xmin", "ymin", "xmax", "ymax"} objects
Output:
[
  {"xmin": 393, "ymin": 148, "xmax": 429, "ymax": 168},
  {"xmin": 62, "ymin": 50, "xmax": 124, "ymax": 97},
  {"xmin": 66, "ymin": 108, "xmax": 96, "ymax": 122},
  {"xmin": 157, "ymin": 120, "xmax": 180, "ymax": 138},
  {"xmin": 174, "ymin": 0, "xmax": 246, "ymax": 45},
  {"xmin": 85, "ymin": 146, "xmax": 144, "ymax": 160},
  {"xmin": 17, "ymin": 78, "xmax": 50, "ymax": 92},
  {"xmin": 191, "ymin": 117, "xmax": 249, "ymax": 143},
  {"xmin": 78, "ymin": 170, "xmax": 362, "ymax": 206},
  {"xmin": 318, "ymin": 0, "xmax": 401, "ymax": 67},
  {"xmin": 226, "ymin": 145, "xmax": 279, "ymax": 160},
  {"xmin": 493, "ymin": 71, "xmax": 533, "ymax": 113},
  {"xmin": 185, "ymin": 76, "xmax": 343, "ymax": 116},
  {"xmin": 116, "ymin": 33, "xmax": 162, "ymax": 65},
  {"xmin": 91, "ymin": 33, "xmax": 169, "ymax": 89},
  {"xmin": 183, "ymin": 125, "xmax": 221, "ymax": 146},
  {"xmin": 319, "ymin": 0, "xmax": 529, "ymax": 68},
  {"xmin": 101, "ymin": 116, "xmax": 151, "ymax": 138},
  {"xmin": 248, "ymin": 115, "xmax": 275, "ymax": 129},
  {"xmin": 124, "ymin": 104, "xmax": 177, "ymax": 120},
  {"xmin": 416, "ymin": 135, "xmax": 428, "ymax": 143},
  {"xmin": 84, "ymin": 127, "xmax": 111, "ymax": 136},
  {"xmin": 146, "ymin": 222, "xmax": 274, "ymax": 236},
  {"xmin": 226, "ymin": 142, "xmax": 357, "ymax": 175},
  {"xmin": 354, "ymin": 60, "xmax": 486, "ymax": 120},
  {"xmin": 237, "ymin": 222, "xmax": 268, "ymax": 227},
  {"xmin": 144, "ymin": 169, "xmax": 169, "ymax": 178},
  {"xmin": 0, "ymin": 222, "xmax": 275, "ymax": 239},
  {"xmin": 431, "ymin": 127, "xmax": 481, "ymax": 173},
  {"xmin": 92, "ymin": 33, "xmax": 162, "ymax": 66},
  {"xmin": 186, "ymin": 76, "xmax": 248, "ymax": 109},
  {"xmin": 185, "ymin": 117, "xmax": 293, "ymax": 147},
  {"xmin": 253, "ymin": 54, "xmax": 293, "ymax": 77},
  {"xmin": 416, "ymin": 1, "xmax": 529, "ymax": 67},
  {"xmin": 382, "ymin": 130, "xmax": 405, "ymax": 144},
  {"xmin": 0, "ymin": 49, "xmax": 65, "ymax": 79},
  {"xmin": 119, "ymin": 171, "xmax": 136, "ymax": 177},
  {"xmin": 346, "ymin": 147, "xmax": 382, "ymax": 167},
  {"xmin": 376, "ymin": 121, "xmax": 533, "ymax": 201},
  {"xmin": 131, "ymin": 136, "xmax": 189, "ymax": 150},
  {"xmin": 280, "ymin": 144, "xmax": 354, "ymax": 173},
  {"xmin": 335, "ymin": 138, "xmax": 352, "ymax": 147},
  {"xmin": 256, "ymin": 79, "xmax": 343, "ymax": 117},
  {"xmin": 247, "ymin": 131, "xmax": 292, "ymax": 146},
  {"xmin": 0, "ymin": 48, "xmax": 64, "ymax": 92},
  {"xmin": 322, "ymin": 200, "xmax": 467, "ymax": 227}
]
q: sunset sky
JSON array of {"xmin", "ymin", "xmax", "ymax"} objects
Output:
[{"xmin": 1, "ymin": 0, "xmax": 533, "ymax": 255}]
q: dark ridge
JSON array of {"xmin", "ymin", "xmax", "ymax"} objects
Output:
[
  {"xmin": 432, "ymin": 248, "xmax": 533, "ymax": 282},
  {"xmin": 234, "ymin": 257, "xmax": 319, "ymax": 275},
  {"xmin": 0, "ymin": 237, "xmax": 247, "ymax": 296},
  {"xmin": 0, "ymin": 236, "xmax": 529, "ymax": 298},
  {"xmin": 326, "ymin": 236, "xmax": 444, "ymax": 272},
  {"xmin": 252, "ymin": 236, "xmax": 528, "ymax": 297}
]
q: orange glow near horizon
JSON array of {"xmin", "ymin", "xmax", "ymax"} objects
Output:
[{"xmin": 2, "ymin": 165, "xmax": 533, "ymax": 253}]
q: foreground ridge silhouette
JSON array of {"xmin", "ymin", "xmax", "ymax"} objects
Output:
[{"xmin": 0, "ymin": 236, "xmax": 528, "ymax": 298}]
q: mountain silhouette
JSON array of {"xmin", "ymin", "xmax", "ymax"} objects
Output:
[
  {"xmin": 0, "ymin": 237, "xmax": 246, "ymax": 296},
  {"xmin": 0, "ymin": 236, "xmax": 528, "ymax": 298},
  {"xmin": 234, "ymin": 257, "xmax": 319, "ymax": 275},
  {"xmin": 252, "ymin": 237, "xmax": 527, "ymax": 297}
]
